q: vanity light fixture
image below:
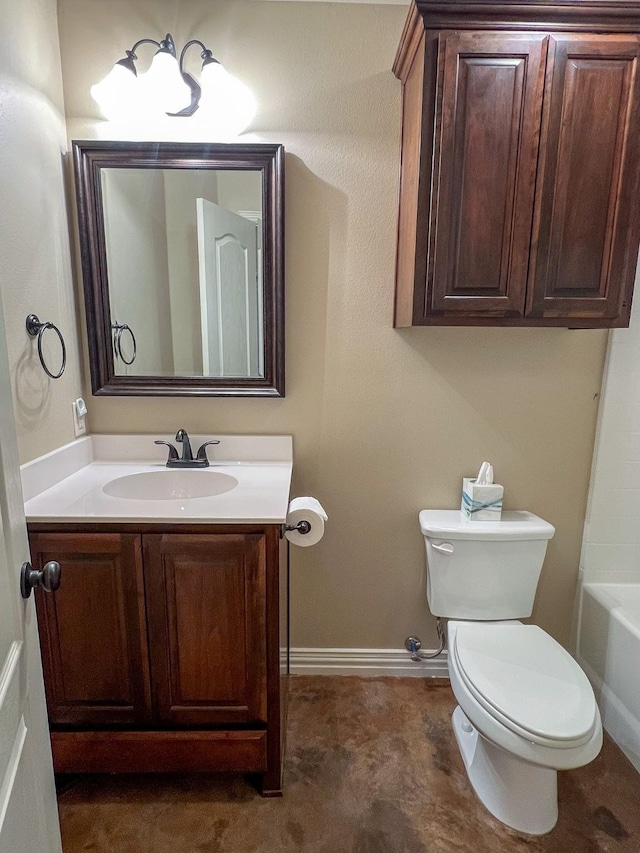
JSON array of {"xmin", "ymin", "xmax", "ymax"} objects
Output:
[{"xmin": 91, "ymin": 33, "xmax": 255, "ymax": 131}]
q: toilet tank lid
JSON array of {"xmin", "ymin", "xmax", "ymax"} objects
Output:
[{"xmin": 419, "ymin": 510, "xmax": 555, "ymax": 541}]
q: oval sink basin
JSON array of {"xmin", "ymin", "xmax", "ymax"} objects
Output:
[{"xmin": 103, "ymin": 470, "xmax": 238, "ymax": 501}]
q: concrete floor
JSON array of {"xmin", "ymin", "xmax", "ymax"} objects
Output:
[{"xmin": 58, "ymin": 677, "xmax": 640, "ymax": 852}]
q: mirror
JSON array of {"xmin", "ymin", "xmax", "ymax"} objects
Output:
[{"xmin": 73, "ymin": 141, "xmax": 284, "ymax": 396}]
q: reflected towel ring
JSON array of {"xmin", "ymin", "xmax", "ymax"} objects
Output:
[
  {"xmin": 25, "ymin": 314, "xmax": 67, "ymax": 379},
  {"xmin": 112, "ymin": 323, "xmax": 137, "ymax": 366}
]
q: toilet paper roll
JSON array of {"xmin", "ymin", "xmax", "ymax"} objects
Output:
[{"xmin": 284, "ymin": 497, "xmax": 328, "ymax": 547}]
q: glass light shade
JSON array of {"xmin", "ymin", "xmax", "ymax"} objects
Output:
[
  {"xmin": 198, "ymin": 62, "xmax": 256, "ymax": 136},
  {"xmin": 91, "ymin": 63, "xmax": 141, "ymax": 121},
  {"xmin": 199, "ymin": 60, "xmax": 230, "ymax": 91},
  {"xmin": 138, "ymin": 51, "xmax": 192, "ymax": 114}
]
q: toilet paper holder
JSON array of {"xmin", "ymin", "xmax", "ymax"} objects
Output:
[{"xmin": 281, "ymin": 520, "xmax": 312, "ymax": 538}]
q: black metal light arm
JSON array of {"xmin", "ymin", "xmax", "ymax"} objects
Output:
[
  {"xmin": 113, "ymin": 38, "xmax": 162, "ymax": 76},
  {"xmin": 178, "ymin": 39, "xmax": 209, "ymax": 67},
  {"xmin": 170, "ymin": 39, "xmax": 220, "ymax": 117},
  {"xmin": 109, "ymin": 33, "xmax": 219, "ymax": 117},
  {"xmin": 129, "ymin": 36, "xmax": 164, "ymax": 56}
]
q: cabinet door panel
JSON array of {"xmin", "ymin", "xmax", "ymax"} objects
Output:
[
  {"xmin": 528, "ymin": 34, "xmax": 640, "ymax": 321},
  {"xmin": 30, "ymin": 532, "xmax": 151, "ymax": 727},
  {"xmin": 429, "ymin": 32, "xmax": 547, "ymax": 316},
  {"xmin": 145, "ymin": 534, "xmax": 267, "ymax": 726}
]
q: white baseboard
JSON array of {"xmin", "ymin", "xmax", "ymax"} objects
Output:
[{"xmin": 289, "ymin": 647, "xmax": 449, "ymax": 678}]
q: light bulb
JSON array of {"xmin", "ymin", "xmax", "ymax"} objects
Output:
[
  {"xmin": 91, "ymin": 63, "xmax": 141, "ymax": 121},
  {"xmin": 198, "ymin": 62, "xmax": 256, "ymax": 136},
  {"xmin": 138, "ymin": 50, "xmax": 191, "ymax": 115}
]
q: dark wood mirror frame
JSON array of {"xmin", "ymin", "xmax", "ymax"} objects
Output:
[{"xmin": 73, "ymin": 140, "xmax": 284, "ymax": 397}]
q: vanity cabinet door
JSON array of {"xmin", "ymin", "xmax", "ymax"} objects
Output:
[
  {"xmin": 144, "ymin": 533, "xmax": 268, "ymax": 727},
  {"xmin": 29, "ymin": 532, "xmax": 152, "ymax": 727},
  {"xmin": 527, "ymin": 34, "xmax": 640, "ymax": 323}
]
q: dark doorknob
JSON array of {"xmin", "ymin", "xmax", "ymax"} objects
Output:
[{"xmin": 20, "ymin": 561, "xmax": 62, "ymax": 599}]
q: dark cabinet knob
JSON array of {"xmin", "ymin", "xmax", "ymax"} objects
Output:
[{"xmin": 20, "ymin": 560, "xmax": 62, "ymax": 599}]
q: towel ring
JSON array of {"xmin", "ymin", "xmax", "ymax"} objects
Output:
[
  {"xmin": 25, "ymin": 314, "xmax": 66, "ymax": 380},
  {"xmin": 112, "ymin": 323, "xmax": 137, "ymax": 366}
]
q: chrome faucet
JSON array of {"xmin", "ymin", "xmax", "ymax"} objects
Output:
[{"xmin": 155, "ymin": 429, "xmax": 220, "ymax": 468}]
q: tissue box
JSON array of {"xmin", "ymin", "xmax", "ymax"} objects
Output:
[{"xmin": 461, "ymin": 478, "xmax": 504, "ymax": 521}]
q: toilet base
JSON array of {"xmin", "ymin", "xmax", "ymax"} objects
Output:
[{"xmin": 452, "ymin": 706, "xmax": 558, "ymax": 835}]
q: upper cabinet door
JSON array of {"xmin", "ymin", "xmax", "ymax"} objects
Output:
[
  {"xmin": 429, "ymin": 32, "xmax": 547, "ymax": 317},
  {"xmin": 528, "ymin": 34, "xmax": 640, "ymax": 323},
  {"xmin": 144, "ymin": 533, "xmax": 267, "ymax": 727}
]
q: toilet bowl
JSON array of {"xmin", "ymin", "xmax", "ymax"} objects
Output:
[
  {"xmin": 446, "ymin": 620, "xmax": 602, "ymax": 835},
  {"xmin": 419, "ymin": 510, "xmax": 603, "ymax": 834}
]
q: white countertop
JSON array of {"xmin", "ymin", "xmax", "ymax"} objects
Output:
[{"xmin": 22, "ymin": 434, "xmax": 293, "ymax": 525}]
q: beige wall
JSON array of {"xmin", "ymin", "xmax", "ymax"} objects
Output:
[
  {"xmin": 216, "ymin": 171, "xmax": 262, "ymax": 214},
  {"xmin": 103, "ymin": 169, "xmax": 174, "ymax": 374},
  {"xmin": 163, "ymin": 169, "xmax": 219, "ymax": 374},
  {"xmin": 0, "ymin": 0, "xmax": 83, "ymax": 464},
  {"xmin": 57, "ymin": 0, "xmax": 608, "ymax": 649}
]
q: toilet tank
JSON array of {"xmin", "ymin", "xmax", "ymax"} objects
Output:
[{"xmin": 419, "ymin": 510, "xmax": 555, "ymax": 620}]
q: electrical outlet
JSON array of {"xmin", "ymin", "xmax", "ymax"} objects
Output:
[{"xmin": 72, "ymin": 398, "xmax": 87, "ymax": 437}]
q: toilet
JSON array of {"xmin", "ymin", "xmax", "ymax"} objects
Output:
[{"xmin": 420, "ymin": 510, "xmax": 602, "ymax": 835}]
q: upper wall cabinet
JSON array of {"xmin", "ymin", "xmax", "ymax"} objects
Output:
[{"xmin": 393, "ymin": 1, "xmax": 640, "ymax": 328}]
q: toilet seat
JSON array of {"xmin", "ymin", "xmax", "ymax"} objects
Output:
[{"xmin": 453, "ymin": 623, "xmax": 597, "ymax": 748}]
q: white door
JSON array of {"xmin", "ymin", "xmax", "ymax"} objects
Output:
[
  {"xmin": 196, "ymin": 198, "xmax": 261, "ymax": 377},
  {"xmin": 0, "ymin": 294, "xmax": 62, "ymax": 851}
]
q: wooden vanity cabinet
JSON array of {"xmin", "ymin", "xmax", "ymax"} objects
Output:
[
  {"xmin": 393, "ymin": 1, "xmax": 640, "ymax": 328},
  {"xmin": 28, "ymin": 524, "xmax": 288, "ymax": 797}
]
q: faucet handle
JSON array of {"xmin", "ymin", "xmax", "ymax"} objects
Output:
[
  {"xmin": 196, "ymin": 440, "xmax": 220, "ymax": 464},
  {"xmin": 154, "ymin": 440, "xmax": 179, "ymax": 462}
]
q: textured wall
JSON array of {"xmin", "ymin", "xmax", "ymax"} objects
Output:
[
  {"xmin": 0, "ymin": 0, "xmax": 83, "ymax": 464},
  {"xmin": 57, "ymin": 0, "xmax": 608, "ymax": 649}
]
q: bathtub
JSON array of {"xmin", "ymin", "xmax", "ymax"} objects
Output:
[{"xmin": 577, "ymin": 583, "xmax": 640, "ymax": 773}]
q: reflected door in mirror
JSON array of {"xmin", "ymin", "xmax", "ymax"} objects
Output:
[{"xmin": 197, "ymin": 199, "xmax": 263, "ymax": 378}]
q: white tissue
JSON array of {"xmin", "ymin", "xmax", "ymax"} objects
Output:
[
  {"xmin": 476, "ymin": 461, "xmax": 494, "ymax": 485},
  {"xmin": 285, "ymin": 497, "xmax": 328, "ymax": 547}
]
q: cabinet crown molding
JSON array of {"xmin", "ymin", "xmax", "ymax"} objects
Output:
[{"xmin": 395, "ymin": 0, "xmax": 640, "ymax": 74}]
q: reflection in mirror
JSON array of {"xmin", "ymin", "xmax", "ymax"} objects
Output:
[
  {"xmin": 101, "ymin": 168, "xmax": 263, "ymax": 379},
  {"xmin": 73, "ymin": 141, "xmax": 284, "ymax": 397}
]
